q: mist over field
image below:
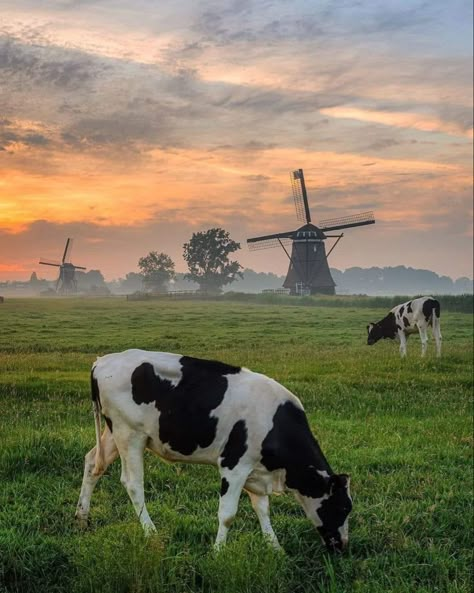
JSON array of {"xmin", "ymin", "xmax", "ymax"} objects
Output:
[{"xmin": 1, "ymin": 265, "xmax": 473, "ymax": 297}]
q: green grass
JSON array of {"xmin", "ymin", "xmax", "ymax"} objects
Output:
[{"xmin": 0, "ymin": 297, "xmax": 472, "ymax": 593}]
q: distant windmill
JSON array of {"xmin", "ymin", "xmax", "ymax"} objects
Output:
[
  {"xmin": 39, "ymin": 238, "xmax": 86, "ymax": 294},
  {"xmin": 247, "ymin": 169, "xmax": 375, "ymax": 295}
]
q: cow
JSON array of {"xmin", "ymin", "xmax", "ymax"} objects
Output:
[
  {"xmin": 76, "ymin": 349, "xmax": 353, "ymax": 553},
  {"xmin": 367, "ymin": 296, "xmax": 441, "ymax": 358}
]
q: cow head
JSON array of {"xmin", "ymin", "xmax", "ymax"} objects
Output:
[
  {"xmin": 367, "ymin": 322, "xmax": 383, "ymax": 345},
  {"xmin": 296, "ymin": 473, "xmax": 352, "ymax": 552},
  {"xmin": 316, "ymin": 474, "xmax": 352, "ymax": 552}
]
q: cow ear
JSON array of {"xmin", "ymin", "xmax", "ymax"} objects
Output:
[
  {"xmin": 367, "ymin": 324, "xmax": 373, "ymax": 334},
  {"xmin": 339, "ymin": 474, "xmax": 350, "ymax": 489}
]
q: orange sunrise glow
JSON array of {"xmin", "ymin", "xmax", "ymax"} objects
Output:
[{"xmin": 0, "ymin": 1, "xmax": 472, "ymax": 282}]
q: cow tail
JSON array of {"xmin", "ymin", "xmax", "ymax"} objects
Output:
[{"xmin": 91, "ymin": 367, "xmax": 104, "ymax": 476}]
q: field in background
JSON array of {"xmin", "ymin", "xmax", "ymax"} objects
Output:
[
  {"xmin": 0, "ymin": 298, "xmax": 472, "ymax": 593},
  {"xmin": 128, "ymin": 292, "xmax": 474, "ymax": 314}
]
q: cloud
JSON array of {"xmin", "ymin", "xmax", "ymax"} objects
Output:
[
  {"xmin": 0, "ymin": 0, "xmax": 471, "ymax": 281},
  {"xmin": 0, "ymin": 37, "xmax": 108, "ymax": 89},
  {"xmin": 320, "ymin": 106, "xmax": 473, "ymax": 139}
]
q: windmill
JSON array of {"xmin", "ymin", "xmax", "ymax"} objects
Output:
[
  {"xmin": 247, "ymin": 169, "xmax": 375, "ymax": 295},
  {"xmin": 39, "ymin": 238, "xmax": 86, "ymax": 294}
]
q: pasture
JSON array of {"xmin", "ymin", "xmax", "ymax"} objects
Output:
[{"xmin": 0, "ymin": 297, "xmax": 472, "ymax": 593}]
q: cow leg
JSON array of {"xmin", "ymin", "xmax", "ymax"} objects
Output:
[
  {"xmin": 398, "ymin": 331, "xmax": 407, "ymax": 358},
  {"xmin": 432, "ymin": 321, "xmax": 442, "ymax": 357},
  {"xmin": 75, "ymin": 427, "xmax": 118, "ymax": 527},
  {"xmin": 215, "ymin": 465, "xmax": 251, "ymax": 549},
  {"xmin": 247, "ymin": 491, "xmax": 281, "ymax": 550},
  {"xmin": 115, "ymin": 431, "xmax": 156, "ymax": 534},
  {"xmin": 418, "ymin": 326, "xmax": 429, "ymax": 357}
]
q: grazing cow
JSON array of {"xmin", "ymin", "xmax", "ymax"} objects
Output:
[
  {"xmin": 76, "ymin": 349, "xmax": 352, "ymax": 552},
  {"xmin": 367, "ymin": 296, "xmax": 441, "ymax": 357}
]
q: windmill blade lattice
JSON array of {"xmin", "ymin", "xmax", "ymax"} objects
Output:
[
  {"xmin": 319, "ymin": 211, "xmax": 375, "ymax": 232},
  {"xmin": 248, "ymin": 237, "xmax": 293, "ymax": 251},
  {"xmin": 291, "ymin": 169, "xmax": 311, "ymax": 224}
]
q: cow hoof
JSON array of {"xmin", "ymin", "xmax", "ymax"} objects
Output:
[
  {"xmin": 143, "ymin": 524, "xmax": 157, "ymax": 537},
  {"xmin": 75, "ymin": 513, "xmax": 89, "ymax": 529}
]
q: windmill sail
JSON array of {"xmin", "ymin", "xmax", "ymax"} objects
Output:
[
  {"xmin": 319, "ymin": 211, "xmax": 375, "ymax": 232},
  {"xmin": 291, "ymin": 169, "xmax": 311, "ymax": 224},
  {"xmin": 38, "ymin": 259, "xmax": 62, "ymax": 267},
  {"xmin": 62, "ymin": 238, "xmax": 73, "ymax": 263},
  {"xmin": 247, "ymin": 230, "xmax": 294, "ymax": 251}
]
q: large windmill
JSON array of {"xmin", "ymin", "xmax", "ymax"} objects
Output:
[
  {"xmin": 39, "ymin": 238, "xmax": 86, "ymax": 294},
  {"xmin": 247, "ymin": 169, "xmax": 375, "ymax": 295}
]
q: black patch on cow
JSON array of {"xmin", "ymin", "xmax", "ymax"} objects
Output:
[
  {"xmin": 261, "ymin": 401, "xmax": 331, "ymax": 499},
  {"xmin": 104, "ymin": 415, "xmax": 113, "ymax": 433},
  {"xmin": 396, "ymin": 324, "xmax": 402, "ymax": 331},
  {"xmin": 181, "ymin": 356, "xmax": 241, "ymax": 377},
  {"xmin": 368, "ymin": 312, "xmax": 398, "ymax": 344},
  {"xmin": 220, "ymin": 478, "xmax": 229, "ymax": 497},
  {"xmin": 91, "ymin": 369, "xmax": 100, "ymax": 404},
  {"xmin": 399, "ymin": 305, "xmax": 405, "ymax": 316},
  {"xmin": 221, "ymin": 420, "xmax": 248, "ymax": 469},
  {"xmin": 407, "ymin": 301, "xmax": 413, "ymax": 313},
  {"xmin": 382, "ymin": 312, "xmax": 398, "ymax": 338},
  {"xmin": 403, "ymin": 316, "xmax": 410, "ymax": 328},
  {"xmin": 316, "ymin": 476, "xmax": 352, "ymax": 547},
  {"xmin": 131, "ymin": 356, "xmax": 241, "ymax": 456},
  {"xmin": 422, "ymin": 298, "xmax": 440, "ymax": 322}
]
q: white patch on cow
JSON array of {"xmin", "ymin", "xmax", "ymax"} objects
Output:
[
  {"xmin": 338, "ymin": 518, "xmax": 349, "ymax": 547},
  {"xmin": 294, "ymin": 491, "xmax": 329, "ymax": 528}
]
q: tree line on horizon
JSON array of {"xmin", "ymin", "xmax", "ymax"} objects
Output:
[{"xmin": 1, "ymin": 226, "xmax": 472, "ymax": 296}]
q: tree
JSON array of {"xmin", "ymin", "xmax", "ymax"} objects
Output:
[
  {"xmin": 138, "ymin": 252, "xmax": 175, "ymax": 292},
  {"xmin": 76, "ymin": 269, "xmax": 106, "ymax": 290},
  {"xmin": 120, "ymin": 272, "xmax": 144, "ymax": 292},
  {"xmin": 183, "ymin": 228, "xmax": 243, "ymax": 293}
]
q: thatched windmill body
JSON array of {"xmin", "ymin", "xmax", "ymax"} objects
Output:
[
  {"xmin": 39, "ymin": 238, "xmax": 86, "ymax": 294},
  {"xmin": 247, "ymin": 169, "xmax": 375, "ymax": 295}
]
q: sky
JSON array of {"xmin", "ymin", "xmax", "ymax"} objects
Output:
[{"xmin": 0, "ymin": 0, "xmax": 472, "ymax": 282}]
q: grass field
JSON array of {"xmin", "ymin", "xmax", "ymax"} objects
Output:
[{"xmin": 0, "ymin": 297, "xmax": 472, "ymax": 593}]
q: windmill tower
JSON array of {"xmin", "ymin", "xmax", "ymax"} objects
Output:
[
  {"xmin": 247, "ymin": 169, "xmax": 375, "ymax": 295},
  {"xmin": 39, "ymin": 238, "xmax": 86, "ymax": 294}
]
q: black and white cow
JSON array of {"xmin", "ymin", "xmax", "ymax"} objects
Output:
[
  {"xmin": 367, "ymin": 296, "xmax": 441, "ymax": 357},
  {"xmin": 76, "ymin": 349, "xmax": 352, "ymax": 552}
]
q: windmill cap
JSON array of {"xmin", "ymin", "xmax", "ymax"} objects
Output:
[{"xmin": 295, "ymin": 223, "xmax": 326, "ymax": 240}]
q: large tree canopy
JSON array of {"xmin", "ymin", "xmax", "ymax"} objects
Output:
[
  {"xmin": 183, "ymin": 228, "xmax": 243, "ymax": 293},
  {"xmin": 138, "ymin": 251, "xmax": 175, "ymax": 292}
]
